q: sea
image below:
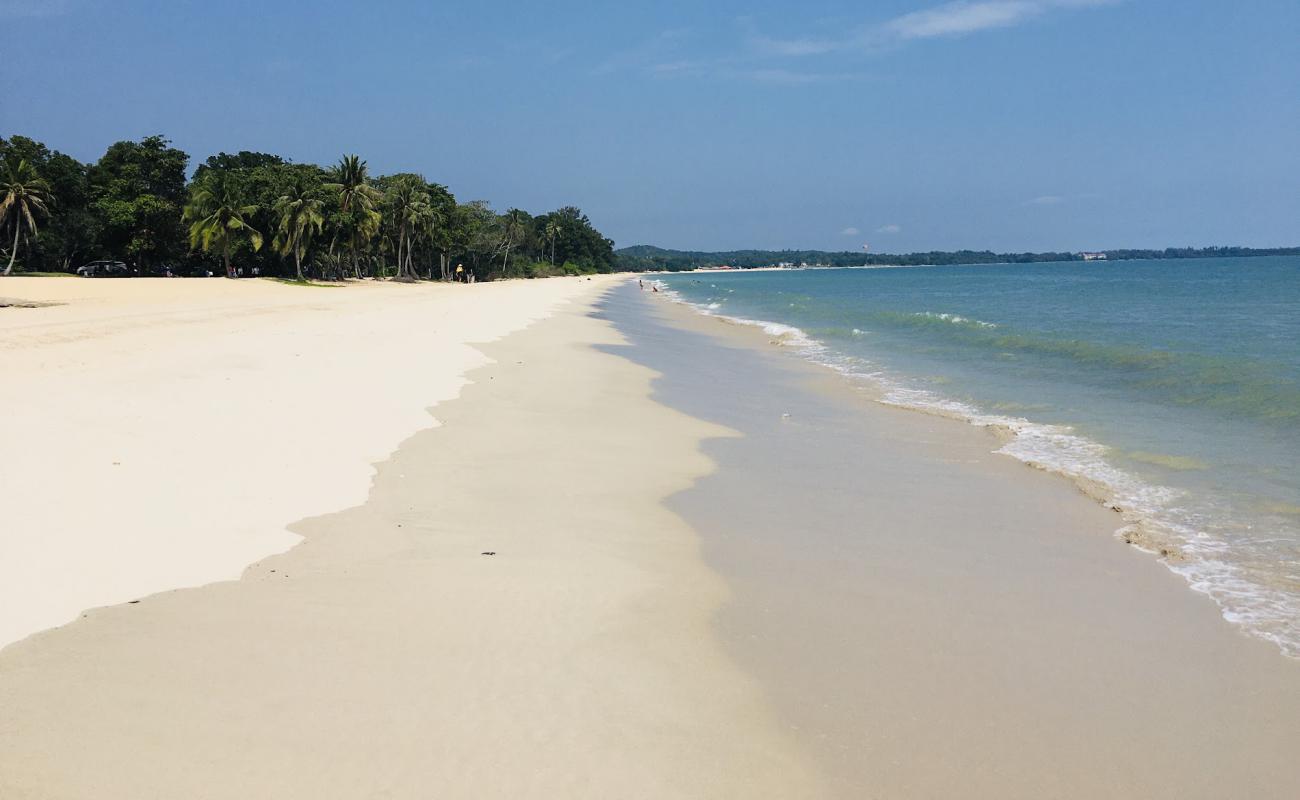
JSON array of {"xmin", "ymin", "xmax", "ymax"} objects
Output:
[{"xmin": 655, "ymin": 256, "xmax": 1300, "ymax": 657}]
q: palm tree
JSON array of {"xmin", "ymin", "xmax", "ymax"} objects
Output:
[
  {"xmin": 326, "ymin": 155, "xmax": 382, "ymax": 278},
  {"xmin": 184, "ymin": 171, "xmax": 262, "ymax": 278},
  {"xmin": 1, "ymin": 159, "xmax": 52, "ymax": 276},
  {"xmin": 544, "ymin": 219, "xmax": 561, "ymax": 267},
  {"xmin": 386, "ymin": 178, "xmax": 429, "ymax": 280},
  {"xmin": 497, "ymin": 208, "xmax": 529, "ymax": 278},
  {"xmin": 273, "ymin": 178, "xmax": 325, "ymax": 281}
]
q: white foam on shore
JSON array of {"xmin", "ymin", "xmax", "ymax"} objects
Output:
[{"xmin": 655, "ymin": 284, "xmax": 1300, "ymax": 658}]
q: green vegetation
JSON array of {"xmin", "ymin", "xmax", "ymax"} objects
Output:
[
  {"xmin": 616, "ymin": 244, "xmax": 1300, "ymax": 272},
  {"xmin": 0, "ymin": 134, "xmax": 616, "ymax": 280},
  {"xmin": 1, "ymin": 159, "xmax": 52, "ymax": 275}
]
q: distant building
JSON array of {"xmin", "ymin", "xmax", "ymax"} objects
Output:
[{"xmin": 1080, "ymin": 252, "xmax": 1108, "ymax": 261}]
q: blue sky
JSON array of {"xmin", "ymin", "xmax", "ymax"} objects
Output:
[{"xmin": 2, "ymin": 0, "xmax": 1297, "ymax": 252}]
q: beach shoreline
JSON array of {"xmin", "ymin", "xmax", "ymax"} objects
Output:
[
  {"xmin": 3, "ymin": 275, "xmax": 1298, "ymax": 798},
  {"xmin": 612, "ymin": 284, "xmax": 1300, "ymax": 798}
]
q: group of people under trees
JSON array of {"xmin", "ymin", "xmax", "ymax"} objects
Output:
[{"xmin": 0, "ymin": 134, "xmax": 617, "ymax": 281}]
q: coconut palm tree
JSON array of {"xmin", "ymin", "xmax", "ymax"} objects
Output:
[
  {"xmin": 497, "ymin": 208, "xmax": 529, "ymax": 278},
  {"xmin": 183, "ymin": 171, "xmax": 262, "ymax": 278},
  {"xmin": 326, "ymin": 155, "xmax": 382, "ymax": 278},
  {"xmin": 273, "ymin": 178, "xmax": 325, "ymax": 281},
  {"xmin": 544, "ymin": 219, "xmax": 561, "ymax": 267},
  {"xmin": 386, "ymin": 177, "xmax": 429, "ymax": 280},
  {"xmin": 1, "ymin": 159, "xmax": 52, "ymax": 276}
]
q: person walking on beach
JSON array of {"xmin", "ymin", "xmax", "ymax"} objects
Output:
[{"xmin": 455, "ymin": 264, "xmax": 465, "ymax": 283}]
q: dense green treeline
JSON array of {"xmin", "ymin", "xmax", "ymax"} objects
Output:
[
  {"xmin": 616, "ymin": 244, "xmax": 1300, "ymax": 272},
  {"xmin": 0, "ymin": 134, "xmax": 616, "ymax": 280}
]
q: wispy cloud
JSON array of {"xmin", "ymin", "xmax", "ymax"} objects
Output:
[
  {"xmin": 876, "ymin": 223, "xmax": 902, "ymax": 234},
  {"xmin": 594, "ymin": 29, "xmax": 696, "ymax": 75},
  {"xmin": 751, "ymin": 0, "xmax": 1119, "ymax": 57},
  {"xmin": 1027, "ymin": 195, "xmax": 1066, "ymax": 205},
  {"xmin": 841, "ymin": 226, "xmax": 861, "ymax": 236},
  {"xmin": 889, "ymin": 2, "xmax": 1042, "ymax": 40},
  {"xmin": 599, "ymin": 1, "xmax": 1116, "ymax": 86}
]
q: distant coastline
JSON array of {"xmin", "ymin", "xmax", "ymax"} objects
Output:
[{"xmin": 617, "ymin": 244, "xmax": 1300, "ymax": 272}]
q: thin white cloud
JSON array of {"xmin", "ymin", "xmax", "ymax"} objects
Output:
[
  {"xmin": 888, "ymin": 1, "xmax": 1042, "ymax": 40},
  {"xmin": 594, "ymin": 29, "xmax": 695, "ymax": 75},
  {"xmin": 841, "ymin": 227, "xmax": 861, "ymax": 236},
  {"xmin": 1027, "ymin": 195, "xmax": 1065, "ymax": 205},
  {"xmin": 601, "ymin": 1, "xmax": 1116, "ymax": 86},
  {"xmin": 750, "ymin": 0, "xmax": 1118, "ymax": 56},
  {"xmin": 748, "ymin": 32, "xmax": 839, "ymax": 57},
  {"xmin": 876, "ymin": 224, "xmax": 902, "ymax": 234}
]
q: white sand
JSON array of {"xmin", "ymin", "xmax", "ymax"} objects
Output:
[
  {"xmin": 0, "ymin": 277, "xmax": 820, "ymax": 798},
  {"xmin": 0, "ymin": 276, "xmax": 610, "ymax": 648}
]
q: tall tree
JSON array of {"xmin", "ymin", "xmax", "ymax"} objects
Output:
[
  {"xmin": 90, "ymin": 135, "xmax": 188, "ymax": 271},
  {"xmin": 384, "ymin": 176, "xmax": 430, "ymax": 280},
  {"xmin": 544, "ymin": 218, "xmax": 561, "ymax": 266},
  {"xmin": 0, "ymin": 159, "xmax": 52, "ymax": 275},
  {"xmin": 326, "ymin": 155, "xmax": 382, "ymax": 278},
  {"xmin": 496, "ymin": 208, "xmax": 530, "ymax": 278},
  {"xmin": 273, "ymin": 177, "xmax": 325, "ymax": 281},
  {"xmin": 183, "ymin": 171, "xmax": 263, "ymax": 278}
]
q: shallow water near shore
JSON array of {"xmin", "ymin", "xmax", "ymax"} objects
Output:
[
  {"xmin": 599, "ymin": 282, "xmax": 1300, "ymax": 798},
  {"xmin": 655, "ymin": 257, "xmax": 1300, "ymax": 657}
]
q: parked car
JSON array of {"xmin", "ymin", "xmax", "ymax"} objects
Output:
[{"xmin": 75, "ymin": 260, "xmax": 135, "ymax": 277}]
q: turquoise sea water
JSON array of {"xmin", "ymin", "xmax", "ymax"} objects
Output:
[{"xmin": 657, "ymin": 257, "xmax": 1300, "ymax": 656}]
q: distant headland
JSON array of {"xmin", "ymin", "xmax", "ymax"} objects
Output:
[{"xmin": 615, "ymin": 244, "xmax": 1300, "ymax": 272}]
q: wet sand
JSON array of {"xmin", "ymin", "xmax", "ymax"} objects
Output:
[{"xmin": 606, "ymin": 284, "xmax": 1300, "ymax": 799}]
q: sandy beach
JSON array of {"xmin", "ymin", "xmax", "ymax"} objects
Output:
[
  {"xmin": 2, "ymin": 275, "xmax": 1298, "ymax": 798},
  {"xmin": 0, "ymin": 276, "xmax": 819, "ymax": 798},
  {"xmin": 0, "ymin": 275, "xmax": 603, "ymax": 648}
]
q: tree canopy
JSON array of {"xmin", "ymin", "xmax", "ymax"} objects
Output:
[{"xmin": 0, "ymin": 133, "xmax": 617, "ymax": 280}]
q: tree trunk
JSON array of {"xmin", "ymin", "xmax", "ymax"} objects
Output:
[
  {"xmin": 224, "ymin": 239, "xmax": 234, "ymax": 279},
  {"xmin": 4, "ymin": 223, "xmax": 20, "ymax": 275},
  {"xmin": 294, "ymin": 243, "xmax": 303, "ymax": 281}
]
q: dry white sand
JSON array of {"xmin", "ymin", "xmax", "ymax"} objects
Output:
[
  {"xmin": 0, "ymin": 276, "xmax": 820, "ymax": 798},
  {"xmin": 0, "ymin": 276, "xmax": 608, "ymax": 648}
]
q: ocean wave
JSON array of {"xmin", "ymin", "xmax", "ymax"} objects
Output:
[
  {"xmin": 917, "ymin": 311, "xmax": 998, "ymax": 328},
  {"xmin": 865, "ymin": 311, "xmax": 1300, "ymax": 423},
  {"xmin": 658, "ymin": 288, "xmax": 1300, "ymax": 658}
]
